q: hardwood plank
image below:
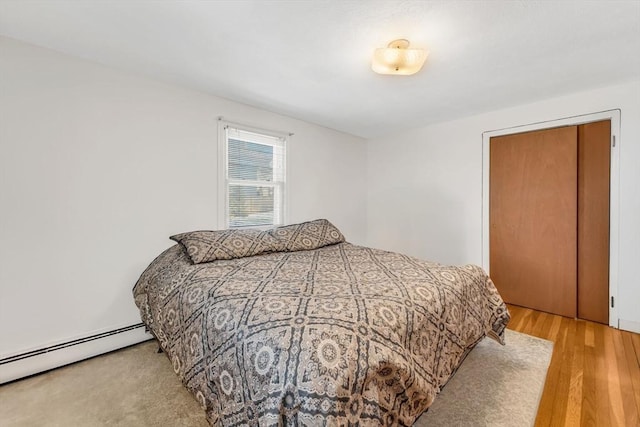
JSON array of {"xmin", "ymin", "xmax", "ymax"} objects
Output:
[
  {"xmin": 564, "ymin": 320, "xmax": 585, "ymax": 426},
  {"xmin": 508, "ymin": 304, "xmax": 532, "ymax": 333},
  {"xmin": 524, "ymin": 309, "xmax": 542, "ymax": 336},
  {"xmin": 506, "ymin": 304, "xmax": 640, "ymax": 426},
  {"xmin": 522, "ymin": 307, "xmax": 537, "ymax": 336},
  {"xmin": 621, "ymin": 332, "xmax": 640, "ymax": 418},
  {"xmin": 505, "ymin": 304, "xmax": 523, "ymax": 330},
  {"xmin": 584, "ymin": 320, "xmax": 595, "ymax": 348},
  {"xmin": 631, "ymin": 332, "xmax": 640, "ymax": 367},
  {"xmin": 535, "ymin": 330, "xmax": 563, "ymax": 426},
  {"xmin": 594, "ymin": 323, "xmax": 611, "ymax": 427},
  {"xmin": 547, "ymin": 314, "xmax": 563, "ymax": 343},
  {"xmin": 546, "ymin": 316, "xmax": 562, "ymax": 342},
  {"xmin": 581, "ymin": 321, "xmax": 597, "ymax": 426},
  {"xmin": 612, "ymin": 329, "xmax": 640, "ymax": 426},
  {"xmin": 603, "ymin": 326, "xmax": 625, "ymax": 425},
  {"xmin": 550, "ymin": 317, "xmax": 574, "ymax": 426},
  {"xmin": 533, "ymin": 312, "xmax": 553, "ymax": 340}
]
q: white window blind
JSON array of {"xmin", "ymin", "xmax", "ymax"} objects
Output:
[{"xmin": 219, "ymin": 123, "xmax": 287, "ymax": 229}]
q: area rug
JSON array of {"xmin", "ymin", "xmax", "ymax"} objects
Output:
[
  {"xmin": 0, "ymin": 329, "xmax": 552, "ymax": 426},
  {"xmin": 416, "ymin": 329, "xmax": 553, "ymax": 426}
]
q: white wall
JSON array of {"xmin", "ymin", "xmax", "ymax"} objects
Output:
[
  {"xmin": 0, "ymin": 37, "xmax": 367, "ymax": 358},
  {"xmin": 367, "ymin": 80, "xmax": 640, "ymax": 330},
  {"xmin": 2, "ymin": 34, "xmax": 637, "ymax": 366}
]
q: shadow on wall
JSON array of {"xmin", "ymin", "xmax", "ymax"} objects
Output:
[{"xmin": 367, "ymin": 186, "xmax": 469, "ymax": 265}]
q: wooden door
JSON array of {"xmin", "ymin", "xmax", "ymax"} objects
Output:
[
  {"xmin": 577, "ymin": 121, "xmax": 611, "ymax": 324},
  {"xmin": 490, "ymin": 126, "xmax": 578, "ymax": 318}
]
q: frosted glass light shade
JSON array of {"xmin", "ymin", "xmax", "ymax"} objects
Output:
[{"xmin": 372, "ymin": 39, "xmax": 428, "ymax": 75}]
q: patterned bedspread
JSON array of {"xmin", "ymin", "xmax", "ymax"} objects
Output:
[{"xmin": 133, "ymin": 242, "xmax": 509, "ymax": 426}]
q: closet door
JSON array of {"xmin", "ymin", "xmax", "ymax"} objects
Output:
[
  {"xmin": 490, "ymin": 126, "xmax": 578, "ymax": 318},
  {"xmin": 577, "ymin": 120, "xmax": 611, "ymax": 324}
]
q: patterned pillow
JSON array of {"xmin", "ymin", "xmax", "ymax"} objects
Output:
[
  {"xmin": 170, "ymin": 229, "xmax": 281, "ymax": 264},
  {"xmin": 269, "ymin": 219, "xmax": 345, "ymax": 252}
]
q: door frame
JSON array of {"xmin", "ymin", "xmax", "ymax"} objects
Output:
[{"xmin": 481, "ymin": 109, "xmax": 621, "ymax": 327}]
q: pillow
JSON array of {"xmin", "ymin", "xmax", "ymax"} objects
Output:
[
  {"xmin": 170, "ymin": 229, "xmax": 281, "ymax": 264},
  {"xmin": 268, "ymin": 219, "xmax": 345, "ymax": 252}
]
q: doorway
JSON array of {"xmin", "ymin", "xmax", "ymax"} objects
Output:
[{"xmin": 481, "ymin": 110, "xmax": 620, "ymax": 327}]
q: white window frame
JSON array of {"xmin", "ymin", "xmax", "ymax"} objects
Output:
[{"xmin": 217, "ymin": 119, "xmax": 289, "ymax": 229}]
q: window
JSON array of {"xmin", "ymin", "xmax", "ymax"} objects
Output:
[{"xmin": 218, "ymin": 121, "xmax": 287, "ymax": 229}]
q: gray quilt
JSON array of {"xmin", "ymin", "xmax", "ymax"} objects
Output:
[{"xmin": 133, "ymin": 242, "xmax": 509, "ymax": 426}]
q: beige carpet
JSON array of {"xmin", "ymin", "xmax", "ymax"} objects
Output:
[{"xmin": 0, "ymin": 329, "xmax": 552, "ymax": 426}]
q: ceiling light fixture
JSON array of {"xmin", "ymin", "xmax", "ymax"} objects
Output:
[{"xmin": 371, "ymin": 39, "xmax": 428, "ymax": 76}]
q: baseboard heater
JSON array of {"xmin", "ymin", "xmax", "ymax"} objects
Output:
[{"xmin": 0, "ymin": 324, "xmax": 153, "ymax": 384}]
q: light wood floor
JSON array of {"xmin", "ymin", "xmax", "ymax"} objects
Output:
[{"xmin": 506, "ymin": 304, "xmax": 640, "ymax": 426}]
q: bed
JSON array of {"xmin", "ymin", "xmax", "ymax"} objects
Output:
[{"xmin": 133, "ymin": 219, "xmax": 509, "ymax": 426}]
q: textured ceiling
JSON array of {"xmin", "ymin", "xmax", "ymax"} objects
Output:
[{"xmin": 1, "ymin": 0, "xmax": 639, "ymax": 138}]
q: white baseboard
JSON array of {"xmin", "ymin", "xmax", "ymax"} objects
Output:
[
  {"xmin": 0, "ymin": 324, "xmax": 153, "ymax": 384},
  {"xmin": 619, "ymin": 319, "xmax": 640, "ymax": 334}
]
